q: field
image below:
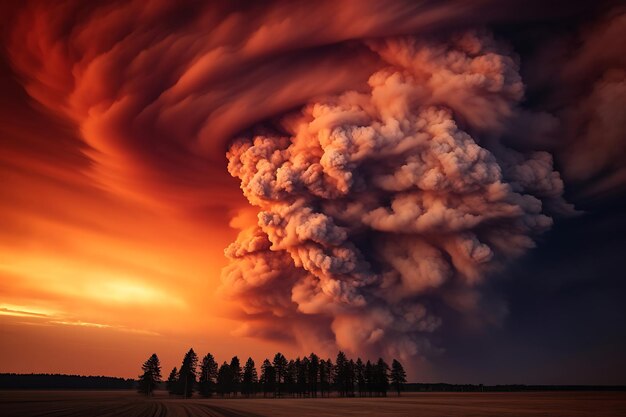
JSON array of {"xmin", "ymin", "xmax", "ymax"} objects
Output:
[{"xmin": 1, "ymin": 390, "xmax": 625, "ymax": 417}]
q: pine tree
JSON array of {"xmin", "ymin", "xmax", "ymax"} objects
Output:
[
  {"xmin": 217, "ymin": 362, "xmax": 233, "ymax": 397},
  {"xmin": 199, "ymin": 353, "xmax": 218, "ymax": 397},
  {"xmin": 365, "ymin": 360, "xmax": 374, "ymax": 397},
  {"xmin": 178, "ymin": 348, "xmax": 198, "ymax": 398},
  {"xmin": 230, "ymin": 356, "xmax": 242, "ymax": 396},
  {"xmin": 285, "ymin": 359, "xmax": 296, "ymax": 397},
  {"xmin": 137, "ymin": 353, "xmax": 161, "ymax": 396},
  {"xmin": 242, "ymin": 357, "xmax": 258, "ymax": 397},
  {"xmin": 260, "ymin": 359, "xmax": 276, "ymax": 397},
  {"xmin": 319, "ymin": 359, "xmax": 327, "ymax": 397},
  {"xmin": 321, "ymin": 358, "xmax": 333, "ymax": 397},
  {"xmin": 166, "ymin": 367, "xmax": 179, "ymax": 395},
  {"xmin": 355, "ymin": 358, "xmax": 366, "ymax": 397},
  {"xmin": 334, "ymin": 351, "xmax": 348, "ymax": 397},
  {"xmin": 375, "ymin": 358, "xmax": 390, "ymax": 397},
  {"xmin": 347, "ymin": 359, "xmax": 356, "ymax": 397},
  {"xmin": 297, "ymin": 356, "xmax": 309, "ymax": 397},
  {"xmin": 390, "ymin": 359, "xmax": 407, "ymax": 396},
  {"xmin": 272, "ymin": 353, "xmax": 288, "ymax": 397},
  {"xmin": 308, "ymin": 353, "xmax": 319, "ymax": 397}
]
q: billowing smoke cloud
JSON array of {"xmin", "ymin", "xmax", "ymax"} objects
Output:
[
  {"xmin": 4, "ymin": 0, "xmax": 624, "ymax": 361},
  {"xmin": 222, "ymin": 32, "xmax": 572, "ymax": 360},
  {"xmin": 526, "ymin": 10, "xmax": 626, "ymax": 200}
]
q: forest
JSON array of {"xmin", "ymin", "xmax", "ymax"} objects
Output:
[{"xmin": 139, "ymin": 350, "xmax": 407, "ymax": 398}]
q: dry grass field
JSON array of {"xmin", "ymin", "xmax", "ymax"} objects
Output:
[{"xmin": 1, "ymin": 390, "xmax": 625, "ymax": 417}]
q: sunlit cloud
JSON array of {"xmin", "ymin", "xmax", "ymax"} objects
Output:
[
  {"xmin": 50, "ymin": 320, "xmax": 111, "ymax": 329},
  {"xmin": 49, "ymin": 319, "xmax": 161, "ymax": 336},
  {"xmin": 0, "ymin": 252, "xmax": 187, "ymax": 308},
  {"xmin": 85, "ymin": 280, "xmax": 186, "ymax": 308},
  {"xmin": 0, "ymin": 303, "xmax": 161, "ymax": 336},
  {"xmin": 0, "ymin": 304, "xmax": 55, "ymax": 318}
]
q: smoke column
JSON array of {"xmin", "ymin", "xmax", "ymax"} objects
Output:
[{"xmin": 222, "ymin": 32, "xmax": 572, "ymax": 360}]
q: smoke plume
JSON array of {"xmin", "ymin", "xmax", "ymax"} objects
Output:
[{"xmin": 222, "ymin": 32, "xmax": 572, "ymax": 360}]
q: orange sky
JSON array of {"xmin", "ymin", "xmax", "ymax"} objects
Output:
[
  {"xmin": 0, "ymin": 0, "xmax": 390, "ymax": 377},
  {"xmin": 0, "ymin": 56, "xmax": 297, "ymax": 378},
  {"xmin": 0, "ymin": 1, "xmax": 390, "ymax": 377}
]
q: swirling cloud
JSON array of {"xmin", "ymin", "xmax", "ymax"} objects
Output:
[{"xmin": 5, "ymin": 0, "xmax": 624, "ymax": 364}]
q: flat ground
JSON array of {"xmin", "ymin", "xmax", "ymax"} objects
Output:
[{"xmin": 0, "ymin": 390, "xmax": 625, "ymax": 417}]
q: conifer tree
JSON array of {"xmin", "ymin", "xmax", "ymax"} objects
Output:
[
  {"xmin": 242, "ymin": 357, "xmax": 258, "ymax": 397},
  {"xmin": 297, "ymin": 356, "xmax": 309, "ymax": 397},
  {"xmin": 334, "ymin": 351, "xmax": 348, "ymax": 397},
  {"xmin": 166, "ymin": 367, "xmax": 179, "ymax": 395},
  {"xmin": 137, "ymin": 353, "xmax": 161, "ymax": 396},
  {"xmin": 391, "ymin": 359, "xmax": 407, "ymax": 396},
  {"xmin": 272, "ymin": 353, "xmax": 288, "ymax": 397},
  {"xmin": 217, "ymin": 361, "xmax": 233, "ymax": 397},
  {"xmin": 375, "ymin": 358, "xmax": 390, "ymax": 396},
  {"xmin": 178, "ymin": 348, "xmax": 198, "ymax": 398},
  {"xmin": 199, "ymin": 353, "xmax": 218, "ymax": 397},
  {"xmin": 347, "ymin": 359, "xmax": 356, "ymax": 397},
  {"xmin": 355, "ymin": 358, "xmax": 366, "ymax": 397},
  {"xmin": 230, "ymin": 356, "xmax": 242, "ymax": 396},
  {"xmin": 308, "ymin": 353, "xmax": 319, "ymax": 397},
  {"xmin": 286, "ymin": 359, "xmax": 297, "ymax": 397},
  {"xmin": 321, "ymin": 358, "xmax": 333, "ymax": 397},
  {"xmin": 260, "ymin": 359, "xmax": 276, "ymax": 398}
]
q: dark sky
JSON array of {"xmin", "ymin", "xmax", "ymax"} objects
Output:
[
  {"xmin": 428, "ymin": 6, "xmax": 626, "ymax": 384},
  {"xmin": 432, "ymin": 195, "xmax": 626, "ymax": 384}
]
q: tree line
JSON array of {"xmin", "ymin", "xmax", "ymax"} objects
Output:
[
  {"xmin": 0, "ymin": 374, "xmax": 134, "ymax": 390},
  {"xmin": 138, "ymin": 350, "xmax": 407, "ymax": 398}
]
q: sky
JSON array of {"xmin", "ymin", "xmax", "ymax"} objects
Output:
[{"xmin": 0, "ymin": 0, "xmax": 625, "ymax": 384}]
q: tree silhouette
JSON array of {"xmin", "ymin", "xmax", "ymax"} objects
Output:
[
  {"xmin": 347, "ymin": 359, "xmax": 356, "ymax": 397},
  {"xmin": 319, "ymin": 358, "xmax": 332, "ymax": 397},
  {"xmin": 391, "ymin": 359, "xmax": 407, "ymax": 396},
  {"xmin": 375, "ymin": 358, "xmax": 390, "ymax": 396},
  {"xmin": 260, "ymin": 359, "xmax": 275, "ymax": 398},
  {"xmin": 242, "ymin": 357, "xmax": 258, "ymax": 397},
  {"xmin": 178, "ymin": 348, "xmax": 198, "ymax": 398},
  {"xmin": 286, "ymin": 359, "xmax": 296, "ymax": 397},
  {"xmin": 137, "ymin": 353, "xmax": 161, "ymax": 396},
  {"xmin": 230, "ymin": 356, "xmax": 242, "ymax": 397},
  {"xmin": 272, "ymin": 353, "xmax": 288, "ymax": 397},
  {"xmin": 296, "ymin": 356, "xmax": 308, "ymax": 397},
  {"xmin": 308, "ymin": 353, "xmax": 319, "ymax": 397},
  {"xmin": 217, "ymin": 362, "xmax": 233, "ymax": 397},
  {"xmin": 355, "ymin": 358, "xmax": 366, "ymax": 397},
  {"xmin": 166, "ymin": 367, "xmax": 179, "ymax": 395},
  {"xmin": 199, "ymin": 353, "xmax": 218, "ymax": 397},
  {"xmin": 334, "ymin": 351, "xmax": 349, "ymax": 397},
  {"xmin": 138, "ymin": 350, "xmax": 406, "ymax": 400},
  {"xmin": 365, "ymin": 360, "xmax": 374, "ymax": 397}
]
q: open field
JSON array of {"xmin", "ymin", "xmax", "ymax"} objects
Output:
[{"xmin": 1, "ymin": 390, "xmax": 625, "ymax": 417}]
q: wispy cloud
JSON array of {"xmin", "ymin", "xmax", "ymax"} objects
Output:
[
  {"xmin": 0, "ymin": 304, "xmax": 54, "ymax": 318},
  {"xmin": 1, "ymin": 304, "xmax": 160, "ymax": 336},
  {"xmin": 50, "ymin": 319, "xmax": 160, "ymax": 336}
]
